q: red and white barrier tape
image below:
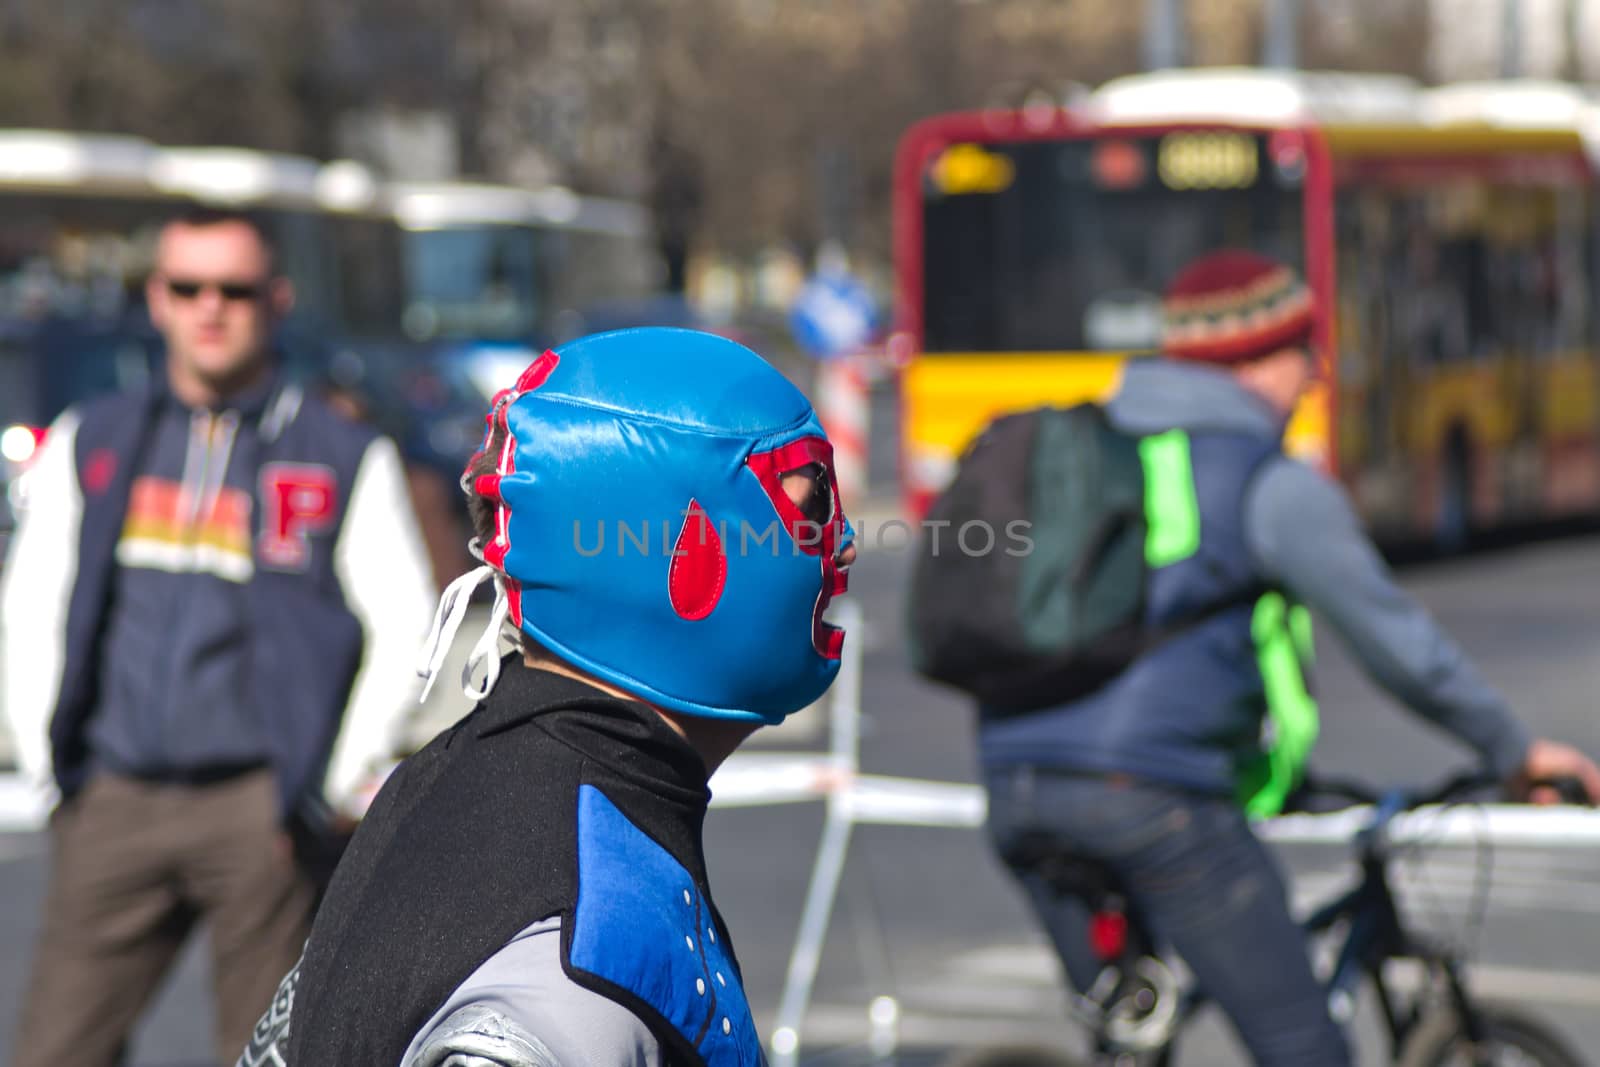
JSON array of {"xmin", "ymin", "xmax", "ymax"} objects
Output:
[{"xmin": 815, "ymin": 356, "xmax": 870, "ymax": 507}]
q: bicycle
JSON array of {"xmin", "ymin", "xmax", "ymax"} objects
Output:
[{"xmin": 943, "ymin": 770, "xmax": 1589, "ymax": 1067}]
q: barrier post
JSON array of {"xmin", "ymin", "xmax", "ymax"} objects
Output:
[
  {"xmin": 816, "ymin": 355, "xmax": 870, "ymax": 506},
  {"xmin": 769, "ymin": 596, "xmax": 863, "ymax": 1067}
]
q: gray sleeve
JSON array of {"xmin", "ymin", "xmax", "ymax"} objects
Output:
[
  {"xmin": 407, "ymin": 1005, "xmax": 566, "ymax": 1067},
  {"xmin": 1243, "ymin": 458, "xmax": 1532, "ymax": 779},
  {"xmin": 402, "ymin": 918, "xmax": 661, "ymax": 1067}
]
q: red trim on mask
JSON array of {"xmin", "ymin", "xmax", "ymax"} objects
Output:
[
  {"xmin": 516, "ymin": 349, "xmax": 561, "ymax": 392},
  {"xmin": 476, "ymin": 389, "xmax": 516, "ymax": 453},
  {"xmin": 747, "ymin": 435, "xmax": 850, "ymax": 660},
  {"xmin": 746, "ymin": 437, "xmax": 841, "ymax": 558},
  {"xmin": 480, "ymin": 358, "xmax": 559, "ymax": 629},
  {"xmin": 493, "ymin": 415, "xmax": 524, "ymax": 627},
  {"xmin": 817, "ymin": 615, "xmax": 845, "ymax": 658}
]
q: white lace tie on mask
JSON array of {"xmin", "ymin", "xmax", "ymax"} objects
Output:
[{"xmin": 416, "ymin": 553, "xmax": 514, "ymax": 705}]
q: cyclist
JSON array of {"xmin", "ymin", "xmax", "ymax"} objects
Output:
[
  {"xmin": 977, "ymin": 249, "xmax": 1600, "ymax": 1067},
  {"xmin": 237, "ymin": 327, "xmax": 857, "ymax": 1066}
]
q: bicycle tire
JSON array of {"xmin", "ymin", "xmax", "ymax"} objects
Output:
[
  {"xmin": 1396, "ymin": 1002, "xmax": 1585, "ymax": 1067},
  {"xmin": 938, "ymin": 1045, "xmax": 1172, "ymax": 1067},
  {"xmin": 937, "ymin": 1045, "xmax": 1083, "ymax": 1067}
]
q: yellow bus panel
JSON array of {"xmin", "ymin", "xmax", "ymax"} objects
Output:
[
  {"xmin": 1320, "ymin": 126, "xmax": 1585, "ymax": 157},
  {"xmin": 905, "ymin": 353, "xmax": 1332, "ymax": 493}
]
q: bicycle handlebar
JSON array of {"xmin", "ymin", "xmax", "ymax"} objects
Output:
[
  {"xmin": 1531, "ymin": 775, "xmax": 1598, "ymax": 806},
  {"xmin": 1296, "ymin": 767, "xmax": 1502, "ymax": 811},
  {"xmin": 1295, "ymin": 769, "xmax": 1596, "ymax": 814}
]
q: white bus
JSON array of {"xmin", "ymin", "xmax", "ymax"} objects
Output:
[{"xmin": 391, "ymin": 180, "xmax": 663, "ymax": 353}]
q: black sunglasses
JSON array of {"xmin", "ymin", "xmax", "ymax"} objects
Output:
[{"xmin": 165, "ymin": 278, "xmax": 266, "ymax": 302}]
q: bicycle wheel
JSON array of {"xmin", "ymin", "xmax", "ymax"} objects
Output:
[
  {"xmin": 939, "ymin": 1046, "xmax": 1081, "ymax": 1067},
  {"xmin": 938, "ymin": 1045, "xmax": 1168, "ymax": 1067},
  {"xmin": 1397, "ymin": 1002, "xmax": 1585, "ymax": 1067}
]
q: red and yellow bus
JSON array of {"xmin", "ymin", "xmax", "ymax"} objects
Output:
[{"xmin": 893, "ymin": 70, "xmax": 1600, "ymax": 548}]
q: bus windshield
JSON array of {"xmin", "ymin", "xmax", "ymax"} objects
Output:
[
  {"xmin": 0, "ymin": 192, "xmax": 166, "ymax": 328},
  {"xmin": 920, "ymin": 131, "xmax": 1306, "ymax": 353},
  {"xmin": 402, "ymin": 226, "xmax": 541, "ymax": 342}
]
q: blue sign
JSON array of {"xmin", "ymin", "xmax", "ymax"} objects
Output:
[{"xmin": 789, "ymin": 272, "xmax": 878, "ymax": 359}]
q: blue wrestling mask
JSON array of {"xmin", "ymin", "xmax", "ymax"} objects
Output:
[{"xmin": 417, "ymin": 327, "xmax": 854, "ymax": 723}]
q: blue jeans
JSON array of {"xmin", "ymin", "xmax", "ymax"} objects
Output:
[{"xmin": 983, "ymin": 765, "xmax": 1351, "ymax": 1067}]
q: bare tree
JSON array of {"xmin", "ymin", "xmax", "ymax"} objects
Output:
[
  {"xmin": 1301, "ymin": 0, "xmax": 1433, "ymax": 79},
  {"xmin": 0, "ymin": 0, "xmax": 1459, "ymax": 273}
]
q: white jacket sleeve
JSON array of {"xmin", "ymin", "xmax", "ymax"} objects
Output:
[
  {"xmin": 0, "ymin": 410, "xmax": 83, "ymax": 804},
  {"xmin": 323, "ymin": 435, "xmax": 438, "ymax": 815}
]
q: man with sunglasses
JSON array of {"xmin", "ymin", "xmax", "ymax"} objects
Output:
[
  {"xmin": 976, "ymin": 249, "xmax": 1600, "ymax": 1066},
  {"xmin": 2, "ymin": 207, "xmax": 437, "ymax": 1067}
]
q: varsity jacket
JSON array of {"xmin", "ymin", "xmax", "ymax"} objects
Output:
[{"xmin": 0, "ymin": 372, "xmax": 438, "ymax": 822}]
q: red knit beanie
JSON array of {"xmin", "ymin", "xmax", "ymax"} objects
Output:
[{"xmin": 1161, "ymin": 250, "xmax": 1314, "ymax": 363}]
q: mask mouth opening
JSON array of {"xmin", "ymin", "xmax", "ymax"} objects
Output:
[{"xmin": 747, "ymin": 435, "xmax": 850, "ymax": 660}]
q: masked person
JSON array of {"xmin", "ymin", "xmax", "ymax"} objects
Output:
[{"xmin": 237, "ymin": 326, "xmax": 857, "ymax": 1067}]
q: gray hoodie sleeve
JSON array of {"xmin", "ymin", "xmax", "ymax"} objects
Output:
[
  {"xmin": 401, "ymin": 918, "xmax": 660, "ymax": 1067},
  {"xmin": 1243, "ymin": 457, "xmax": 1531, "ymax": 778}
]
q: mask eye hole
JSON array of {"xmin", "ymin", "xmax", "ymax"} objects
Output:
[{"xmin": 780, "ymin": 462, "xmax": 833, "ymax": 528}]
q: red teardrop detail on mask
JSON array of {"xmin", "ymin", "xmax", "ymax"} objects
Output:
[{"xmin": 669, "ymin": 499, "xmax": 727, "ymax": 621}]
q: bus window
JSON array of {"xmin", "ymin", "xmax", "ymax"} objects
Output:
[
  {"xmin": 921, "ymin": 133, "xmax": 1305, "ymax": 353},
  {"xmin": 402, "ymin": 226, "xmax": 541, "ymax": 342},
  {"xmin": 0, "ymin": 194, "xmax": 165, "ymax": 327},
  {"xmin": 1395, "ymin": 194, "xmax": 1471, "ymax": 368},
  {"xmin": 329, "ymin": 214, "xmax": 407, "ymax": 336},
  {"xmin": 0, "ymin": 345, "xmax": 39, "ymax": 429},
  {"xmin": 1550, "ymin": 187, "xmax": 1589, "ymax": 356},
  {"xmin": 544, "ymin": 194, "xmax": 661, "ymax": 340},
  {"xmin": 259, "ymin": 208, "xmax": 337, "ymax": 331}
]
